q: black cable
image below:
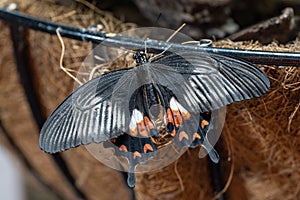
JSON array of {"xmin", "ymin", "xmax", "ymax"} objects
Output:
[
  {"xmin": 0, "ymin": 4, "xmax": 299, "ymax": 66},
  {"xmin": 8, "ymin": 12, "xmax": 87, "ymax": 200}
]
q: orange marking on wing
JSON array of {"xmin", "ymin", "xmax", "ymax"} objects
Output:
[
  {"xmin": 119, "ymin": 145, "xmax": 128, "ymax": 152},
  {"xmin": 143, "ymin": 144, "xmax": 154, "ymax": 153},
  {"xmin": 179, "ymin": 131, "xmax": 189, "ymax": 141},
  {"xmin": 182, "ymin": 111, "xmax": 191, "ymax": 120},
  {"xmin": 137, "ymin": 121, "xmax": 148, "ymax": 137},
  {"xmin": 151, "ymin": 137, "xmax": 157, "ymax": 144},
  {"xmin": 133, "ymin": 151, "xmax": 142, "ymax": 159},
  {"xmin": 193, "ymin": 133, "xmax": 201, "ymax": 140},
  {"xmin": 171, "ymin": 129, "xmax": 176, "ymax": 137},
  {"xmin": 172, "ymin": 110, "xmax": 183, "ymax": 127},
  {"xmin": 110, "ymin": 138, "xmax": 116, "ymax": 143},
  {"xmin": 201, "ymin": 120, "xmax": 209, "ymax": 129},
  {"xmin": 144, "ymin": 116, "xmax": 155, "ymax": 130},
  {"xmin": 129, "ymin": 128, "xmax": 138, "ymax": 137},
  {"xmin": 165, "ymin": 108, "xmax": 174, "ymax": 124}
]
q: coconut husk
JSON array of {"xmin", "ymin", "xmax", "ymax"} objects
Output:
[{"xmin": 0, "ymin": 0, "xmax": 299, "ymax": 200}]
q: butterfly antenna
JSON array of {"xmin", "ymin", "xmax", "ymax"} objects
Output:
[{"xmin": 154, "ymin": 13, "xmax": 162, "ymax": 26}]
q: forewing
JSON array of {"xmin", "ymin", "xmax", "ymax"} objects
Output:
[
  {"xmin": 154, "ymin": 52, "xmax": 270, "ymax": 112},
  {"xmin": 39, "ymin": 68, "xmax": 132, "ymax": 153}
]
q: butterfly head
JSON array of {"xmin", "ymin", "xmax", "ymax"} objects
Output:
[{"xmin": 133, "ymin": 51, "xmax": 148, "ymax": 66}]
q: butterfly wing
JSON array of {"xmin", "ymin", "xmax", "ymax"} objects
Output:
[
  {"xmin": 39, "ymin": 68, "xmax": 134, "ymax": 153},
  {"xmin": 145, "ymin": 64, "xmax": 221, "ymax": 164},
  {"xmin": 154, "ymin": 52, "xmax": 270, "ymax": 112},
  {"xmin": 151, "ymin": 52, "xmax": 269, "ymax": 163},
  {"xmin": 108, "ymin": 133, "xmax": 158, "ymax": 187},
  {"xmin": 40, "ymin": 51, "xmax": 270, "ymax": 187}
]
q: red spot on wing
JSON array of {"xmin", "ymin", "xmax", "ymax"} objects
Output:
[
  {"xmin": 201, "ymin": 120, "xmax": 209, "ymax": 129},
  {"xmin": 129, "ymin": 128, "xmax": 138, "ymax": 137},
  {"xmin": 137, "ymin": 121, "xmax": 148, "ymax": 137},
  {"xmin": 179, "ymin": 131, "xmax": 189, "ymax": 141},
  {"xmin": 165, "ymin": 108, "xmax": 174, "ymax": 124},
  {"xmin": 143, "ymin": 144, "xmax": 154, "ymax": 153},
  {"xmin": 166, "ymin": 108, "xmax": 176, "ymax": 136},
  {"xmin": 119, "ymin": 145, "xmax": 128, "ymax": 152},
  {"xmin": 182, "ymin": 111, "xmax": 191, "ymax": 120},
  {"xmin": 133, "ymin": 151, "xmax": 142, "ymax": 159},
  {"xmin": 151, "ymin": 137, "xmax": 157, "ymax": 144},
  {"xmin": 171, "ymin": 129, "xmax": 176, "ymax": 137},
  {"xmin": 144, "ymin": 116, "xmax": 155, "ymax": 130},
  {"xmin": 110, "ymin": 138, "xmax": 116, "ymax": 143},
  {"xmin": 193, "ymin": 133, "xmax": 201, "ymax": 140},
  {"xmin": 172, "ymin": 110, "xmax": 183, "ymax": 128}
]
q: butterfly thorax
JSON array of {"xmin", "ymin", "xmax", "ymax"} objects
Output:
[{"xmin": 133, "ymin": 51, "xmax": 148, "ymax": 66}]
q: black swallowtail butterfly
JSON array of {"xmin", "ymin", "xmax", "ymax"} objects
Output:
[{"xmin": 40, "ymin": 50, "xmax": 270, "ymax": 187}]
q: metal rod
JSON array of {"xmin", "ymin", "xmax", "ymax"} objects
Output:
[
  {"xmin": 0, "ymin": 4, "xmax": 299, "ymax": 66},
  {"xmin": 7, "ymin": 7, "xmax": 86, "ymax": 199}
]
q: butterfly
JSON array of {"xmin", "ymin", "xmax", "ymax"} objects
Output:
[{"xmin": 39, "ymin": 50, "xmax": 270, "ymax": 187}]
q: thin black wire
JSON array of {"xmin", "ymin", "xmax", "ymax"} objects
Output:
[
  {"xmin": 0, "ymin": 5, "xmax": 299, "ymax": 66},
  {"xmin": 0, "ymin": 120, "xmax": 64, "ymax": 200}
]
